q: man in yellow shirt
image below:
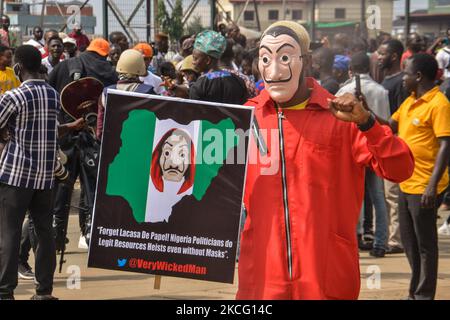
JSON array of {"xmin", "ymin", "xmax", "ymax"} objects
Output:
[
  {"xmin": 0, "ymin": 44, "xmax": 20, "ymax": 94},
  {"xmin": 387, "ymin": 54, "xmax": 450, "ymax": 300}
]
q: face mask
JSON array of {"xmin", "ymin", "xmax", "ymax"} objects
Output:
[{"xmin": 259, "ymin": 34, "xmax": 303, "ymax": 104}]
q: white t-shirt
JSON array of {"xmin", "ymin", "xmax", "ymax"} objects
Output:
[
  {"xmin": 41, "ymin": 57, "xmax": 63, "ymax": 74},
  {"xmin": 140, "ymin": 71, "xmax": 167, "ymax": 95},
  {"xmin": 436, "ymin": 48, "xmax": 450, "ymax": 79},
  {"xmin": 25, "ymin": 38, "xmax": 46, "ymax": 56}
]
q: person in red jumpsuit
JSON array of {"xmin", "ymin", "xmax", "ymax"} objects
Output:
[{"xmin": 236, "ymin": 21, "xmax": 415, "ymax": 300}]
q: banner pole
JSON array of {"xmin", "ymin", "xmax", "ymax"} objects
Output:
[{"xmin": 154, "ymin": 275, "xmax": 162, "ymax": 289}]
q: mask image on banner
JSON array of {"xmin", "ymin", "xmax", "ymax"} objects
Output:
[{"xmin": 146, "ymin": 119, "xmax": 199, "ymax": 223}]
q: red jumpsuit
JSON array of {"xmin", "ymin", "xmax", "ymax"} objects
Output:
[{"xmin": 236, "ymin": 78, "xmax": 414, "ymax": 300}]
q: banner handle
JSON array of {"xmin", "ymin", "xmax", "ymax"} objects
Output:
[{"xmin": 154, "ymin": 275, "xmax": 162, "ymax": 289}]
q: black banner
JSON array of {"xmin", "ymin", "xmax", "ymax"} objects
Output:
[{"xmin": 88, "ymin": 90, "xmax": 254, "ymax": 284}]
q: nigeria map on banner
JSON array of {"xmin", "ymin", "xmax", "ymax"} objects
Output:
[{"xmin": 88, "ymin": 90, "xmax": 254, "ymax": 284}]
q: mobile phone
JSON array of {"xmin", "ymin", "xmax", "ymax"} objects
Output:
[{"xmin": 355, "ymin": 73, "xmax": 362, "ymax": 99}]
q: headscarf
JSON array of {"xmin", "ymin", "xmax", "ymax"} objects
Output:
[
  {"xmin": 333, "ymin": 55, "xmax": 350, "ymax": 71},
  {"xmin": 194, "ymin": 30, "xmax": 226, "ymax": 59}
]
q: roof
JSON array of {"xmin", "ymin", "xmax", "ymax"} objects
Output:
[
  {"xmin": 229, "ymin": 0, "xmax": 309, "ymax": 3},
  {"xmin": 398, "ymin": 10, "xmax": 450, "ymax": 21},
  {"xmin": 34, "ymin": 1, "xmax": 93, "ymax": 6},
  {"xmin": 302, "ymin": 21, "xmax": 358, "ymax": 28}
]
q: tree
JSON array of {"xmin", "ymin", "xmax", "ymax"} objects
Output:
[
  {"xmin": 156, "ymin": 0, "xmax": 184, "ymax": 41},
  {"xmin": 157, "ymin": 0, "xmax": 170, "ymax": 35},
  {"xmin": 185, "ymin": 15, "xmax": 205, "ymax": 36},
  {"xmin": 170, "ymin": 0, "xmax": 183, "ymax": 41}
]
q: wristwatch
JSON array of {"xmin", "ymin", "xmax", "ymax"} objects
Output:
[{"xmin": 357, "ymin": 112, "xmax": 376, "ymax": 132}]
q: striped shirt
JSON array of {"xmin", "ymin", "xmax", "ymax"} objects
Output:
[{"xmin": 0, "ymin": 79, "xmax": 60, "ymax": 190}]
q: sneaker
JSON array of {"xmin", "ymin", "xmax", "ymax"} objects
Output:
[
  {"xmin": 438, "ymin": 222, "xmax": 450, "ymax": 236},
  {"xmin": 386, "ymin": 245, "xmax": 404, "ymax": 254},
  {"xmin": 30, "ymin": 294, "xmax": 58, "ymax": 300},
  {"xmin": 369, "ymin": 247, "xmax": 386, "ymax": 258},
  {"xmin": 78, "ymin": 234, "xmax": 89, "ymax": 249},
  {"xmin": 18, "ymin": 262, "xmax": 35, "ymax": 280}
]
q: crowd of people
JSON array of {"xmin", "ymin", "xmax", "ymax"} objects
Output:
[{"xmin": 0, "ymin": 12, "xmax": 450, "ymax": 300}]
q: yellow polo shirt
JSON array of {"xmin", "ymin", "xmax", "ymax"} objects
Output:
[
  {"xmin": 392, "ymin": 86, "xmax": 450, "ymax": 194},
  {"xmin": 0, "ymin": 67, "xmax": 20, "ymax": 94}
]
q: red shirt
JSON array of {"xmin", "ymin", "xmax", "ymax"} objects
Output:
[
  {"xmin": 68, "ymin": 32, "xmax": 91, "ymax": 51},
  {"xmin": 236, "ymin": 78, "xmax": 414, "ymax": 300}
]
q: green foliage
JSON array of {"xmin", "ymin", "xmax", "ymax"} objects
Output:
[
  {"xmin": 185, "ymin": 15, "xmax": 205, "ymax": 36},
  {"xmin": 157, "ymin": 0, "xmax": 170, "ymax": 35},
  {"xmin": 156, "ymin": 0, "xmax": 184, "ymax": 41}
]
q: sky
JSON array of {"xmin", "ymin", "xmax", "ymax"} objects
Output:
[{"xmin": 394, "ymin": 0, "xmax": 429, "ymax": 17}]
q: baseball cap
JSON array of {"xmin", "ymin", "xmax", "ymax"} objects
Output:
[
  {"xmin": 86, "ymin": 38, "xmax": 110, "ymax": 57},
  {"xmin": 134, "ymin": 43, "xmax": 153, "ymax": 58}
]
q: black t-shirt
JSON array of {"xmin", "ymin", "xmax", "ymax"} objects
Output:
[
  {"xmin": 189, "ymin": 70, "xmax": 249, "ymax": 105},
  {"xmin": 320, "ymin": 76, "xmax": 340, "ymax": 95},
  {"xmin": 381, "ymin": 72, "xmax": 409, "ymax": 115}
]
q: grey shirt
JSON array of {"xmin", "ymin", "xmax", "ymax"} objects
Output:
[{"xmin": 336, "ymin": 73, "xmax": 391, "ymax": 119}]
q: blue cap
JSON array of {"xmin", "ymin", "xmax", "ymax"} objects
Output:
[{"xmin": 333, "ymin": 55, "xmax": 350, "ymax": 71}]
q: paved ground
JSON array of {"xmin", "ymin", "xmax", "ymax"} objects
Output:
[{"xmin": 13, "ymin": 187, "xmax": 450, "ymax": 300}]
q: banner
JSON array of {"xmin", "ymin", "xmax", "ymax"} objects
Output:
[{"xmin": 88, "ymin": 90, "xmax": 254, "ymax": 284}]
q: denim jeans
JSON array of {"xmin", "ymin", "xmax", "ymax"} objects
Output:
[{"xmin": 365, "ymin": 169, "xmax": 388, "ymax": 250}]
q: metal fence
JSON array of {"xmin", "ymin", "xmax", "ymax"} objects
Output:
[{"xmin": 104, "ymin": 0, "xmax": 214, "ymax": 44}]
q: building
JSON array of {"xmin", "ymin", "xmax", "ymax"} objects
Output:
[
  {"xmin": 5, "ymin": 0, "xmax": 96, "ymax": 44},
  {"xmin": 393, "ymin": 0, "xmax": 450, "ymax": 39},
  {"xmin": 229, "ymin": 0, "xmax": 394, "ymax": 38}
]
